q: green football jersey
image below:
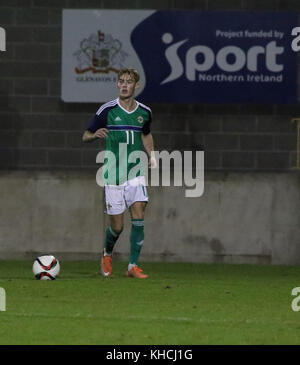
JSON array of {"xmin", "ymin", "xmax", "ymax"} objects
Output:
[{"xmin": 87, "ymin": 98, "xmax": 152, "ymax": 185}]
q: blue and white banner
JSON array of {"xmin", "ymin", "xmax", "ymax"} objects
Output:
[{"xmin": 62, "ymin": 10, "xmax": 297, "ymax": 103}]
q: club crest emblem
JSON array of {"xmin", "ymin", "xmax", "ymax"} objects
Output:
[
  {"xmin": 74, "ymin": 30, "xmax": 128, "ymax": 74},
  {"xmin": 137, "ymin": 116, "xmax": 144, "ymax": 124}
]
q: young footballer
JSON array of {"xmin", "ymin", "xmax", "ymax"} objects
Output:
[{"xmin": 82, "ymin": 68, "xmax": 156, "ymax": 279}]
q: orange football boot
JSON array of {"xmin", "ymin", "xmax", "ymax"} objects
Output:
[
  {"xmin": 126, "ymin": 266, "xmax": 148, "ymax": 279},
  {"xmin": 101, "ymin": 255, "xmax": 112, "ymax": 277}
]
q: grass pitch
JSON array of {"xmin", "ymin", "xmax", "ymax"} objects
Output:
[{"xmin": 0, "ymin": 260, "xmax": 300, "ymax": 345}]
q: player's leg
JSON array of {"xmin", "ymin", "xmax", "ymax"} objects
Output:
[
  {"xmin": 101, "ymin": 213, "xmax": 124, "ymax": 277},
  {"xmin": 125, "ymin": 177, "xmax": 149, "ymax": 278},
  {"xmin": 101, "ymin": 185, "xmax": 126, "ymax": 277},
  {"xmin": 104, "ymin": 213, "xmax": 124, "ymax": 255},
  {"xmin": 129, "ymin": 201, "xmax": 146, "ymax": 260}
]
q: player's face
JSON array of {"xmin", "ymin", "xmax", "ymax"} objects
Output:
[{"xmin": 117, "ymin": 74, "xmax": 138, "ymax": 99}]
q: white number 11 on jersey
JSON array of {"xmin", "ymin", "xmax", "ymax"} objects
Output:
[{"xmin": 126, "ymin": 130, "xmax": 134, "ymax": 145}]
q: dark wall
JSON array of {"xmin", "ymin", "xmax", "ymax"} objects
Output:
[{"xmin": 0, "ymin": 0, "xmax": 299, "ymax": 171}]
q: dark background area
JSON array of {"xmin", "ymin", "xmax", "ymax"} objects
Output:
[{"xmin": 0, "ymin": 0, "xmax": 298, "ymax": 171}]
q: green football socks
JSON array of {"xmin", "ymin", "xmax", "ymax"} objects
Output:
[
  {"xmin": 104, "ymin": 226, "xmax": 121, "ymax": 255},
  {"xmin": 129, "ymin": 219, "xmax": 145, "ymax": 266}
]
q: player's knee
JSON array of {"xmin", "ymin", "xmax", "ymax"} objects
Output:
[
  {"xmin": 130, "ymin": 203, "xmax": 146, "ymax": 220},
  {"xmin": 131, "ymin": 213, "xmax": 144, "ymax": 220},
  {"xmin": 111, "ymin": 224, "xmax": 123, "ymax": 235}
]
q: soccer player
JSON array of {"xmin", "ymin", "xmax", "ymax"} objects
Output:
[{"xmin": 82, "ymin": 68, "xmax": 156, "ymax": 279}]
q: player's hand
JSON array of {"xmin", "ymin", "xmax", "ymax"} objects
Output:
[
  {"xmin": 94, "ymin": 128, "xmax": 109, "ymax": 139},
  {"xmin": 149, "ymin": 154, "xmax": 157, "ymax": 169}
]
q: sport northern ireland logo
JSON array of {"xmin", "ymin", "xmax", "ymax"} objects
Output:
[{"xmin": 74, "ymin": 30, "xmax": 128, "ymax": 75}]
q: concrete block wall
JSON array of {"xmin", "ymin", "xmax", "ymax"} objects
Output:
[
  {"xmin": 0, "ymin": 170, "xmax": 299, "ymax": 265},
  {"xmin": 0, "ymin": 0, "xmax": 299, "ymax": 171}
]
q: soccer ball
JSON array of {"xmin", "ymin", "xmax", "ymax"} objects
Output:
[{"xmin": 32, "ymin": 255, "xmax": 60, "ymax": 280}]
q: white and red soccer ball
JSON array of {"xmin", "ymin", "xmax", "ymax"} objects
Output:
[{"xmin": 32, "ymin": 255, "xmax": 60, "ymax": 280}]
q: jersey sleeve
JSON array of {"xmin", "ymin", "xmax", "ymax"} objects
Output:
[
  {"xmin": 86, "ymin": 111, "xmax": 107, "ymax": 133},
  {"xmin": 142, "ymin": 110, "xmax": 152, "ymax": 135}
]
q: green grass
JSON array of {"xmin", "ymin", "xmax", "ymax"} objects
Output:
[{"xmin": 0, "ymin": 260, "xmax": 300, "ymax": 345}]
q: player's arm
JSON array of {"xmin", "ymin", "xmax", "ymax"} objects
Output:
[
  {"xmin": 142, "ymin": 133, "xmax": 154, "ymax": 156},
  {"xmin": 82, "ymin": 110, "xmax": 108, "ymax": 143},
  {"xmin": 141, "ymin": 110, "xmax": 157, "ymax": 168},
  {"xmin": 82, "ymin": 128, "xmax": 109, "ymax": 143},
  {"xmin": 142, "ymin": 133, "xmax": 157, "ymax": 168}
]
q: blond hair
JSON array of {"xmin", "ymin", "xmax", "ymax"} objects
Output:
[{"xmin": 118, "ymin": 68, "xmax": 140, "ymax": 83}]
